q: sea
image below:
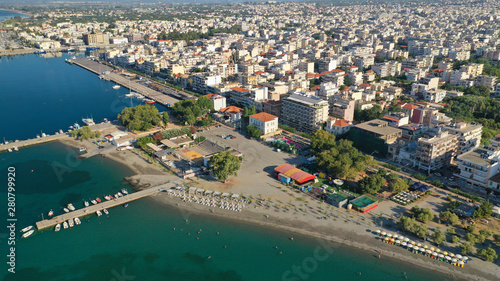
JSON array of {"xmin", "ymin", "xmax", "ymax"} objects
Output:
[
  {"xmin": 0, "ymin": 54, "xmax": 455, "ymax": 280},
  {"xmin": 0, "ymin": 10, "xmax": 29, "ymax": 22}
]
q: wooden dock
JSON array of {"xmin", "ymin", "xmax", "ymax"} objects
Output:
[
  {"xmin": 69, "ymin": 58, "xmax": 184, "ymax": 106},
  {"xmin": 35, "ymin": 183, "xmax": 171, "ymax": 230}
]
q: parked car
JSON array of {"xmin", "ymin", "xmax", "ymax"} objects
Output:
[{"xmin": 231, "ymin": 136, "xmax": 236, "ymax": 139}]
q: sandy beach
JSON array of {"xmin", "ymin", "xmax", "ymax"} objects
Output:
[{"xmin": 58, "ymin": 137, "xmax": 500, "ymax": 281}]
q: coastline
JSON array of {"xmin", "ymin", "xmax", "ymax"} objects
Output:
[
  {"xmin": 0, "ymin": 8, "xmax": 30, "ymax": 17},
  {"xmin": 57, "ymin": 138, "xmax": 500, "ymax": 281}
]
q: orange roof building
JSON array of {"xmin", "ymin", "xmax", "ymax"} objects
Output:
[{"xmin": 249, "ymin": 112, "xmax": 279, "ymax": 135}]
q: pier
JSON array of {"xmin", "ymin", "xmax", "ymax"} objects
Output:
[
  {"xmin": 0, "ymin": 122, "xmax": 117, "ymax": 153},
  {"xmin": 35, "ymin": 183, "xmax": 171, "ymax": 230},
  {"xmin": 69, "ymin": 58, "xmax": 187, "ymax": 106}
]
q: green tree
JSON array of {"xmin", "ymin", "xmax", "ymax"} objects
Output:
[
  {"xmin": 465, "ymin": 233, "xmax": 478, "ymax": 244},
  {"xmin": 451, "ymin": 235, "xmax": 460, "ymax": 243},
  {"xmin": 494, "ymin": 234, "xmax": 500, "ymax": 244},
  {"xmin": 477, "ymin": 248, "xmax": 498, "ymax": 262},
  {"xmin": 310, "ymin": 130, "xmax": 336, "ymax": 155},
  {"xmin": 411, "ymin": 173, "xmax": 427, "ymax": 181},
  {"xmin": 461, "ymin": 242, "xmax": 474, "ymax": 255},
  {"xmin": 439, "ymin": 211, "xmax": 459, "ymax": 225},
  {"xmin": 388, "ymin": 177, "xmax": 409, "ymax": 193},
  {"xmin": 208, "ymin": 151, "xmax": 241, "ymax": 183},
  {"xmin": 162, "ymin": 112, "xmax": 169, "ymax": 127},
  {"xmin": 358, "ymin": 174, "xmax": 385, "ymax": 194},
  {"xmin": 472, "ymin": 202, "xmax": 493, "ymax": 219},
  {"xmin": 467, "ymin": 225, "xmax": 476, "ymax": 233},
  {"xmin": 479, "ymin": 229, "xmax": 492, "ymax": 238},
  {"xmin": 118, "ymin": 105, "xmax": 161, "ymax": 131},
  {"xmin": 245, "ymin": 125, "xmax": 262, "ymax": 139},
  {"xmin": 433, "ymin": 230, "xmax": 445, "ymax": 246}
]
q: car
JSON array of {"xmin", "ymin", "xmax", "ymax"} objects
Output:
[{"xmin": 231, "ymin": 136, "xmax": 236, "ymax": 139}]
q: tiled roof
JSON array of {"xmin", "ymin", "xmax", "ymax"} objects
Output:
[{"xmin": 250, "ymin": 112, "xmax": 278, "ymax": 122}]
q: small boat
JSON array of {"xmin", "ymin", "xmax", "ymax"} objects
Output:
[
  {"xmin": 103, "ymin": 209, "xmax": 109, "ymax": 215},
  {"xmin": 67, "ymin": 203, "xmax": 75, "ymax": 211},
  {"xmin": 74, "ymin": 218, "xmax": 81, "ymax": 225},
  {"xmin": 63, "ymin": 208, "xmax": 70, "ymax": 213},
  {"xmin": 21, "ymin": 226, "xmax": 33, "ymax": 233},
  {"xmin": 135, "ymin": 94, "xmax": 144, "ymax": 100},
  {"xmin": 145, "ymin": 100, "xmax": 156, "ymax": 104},
  {"xmin": 91, "ymin": 199, "xmax": 97, "ymax": 205},
  {"xmin": 96, "ymin": 210, "xmax": 102, "ymax": 217},
  {"xmin": 8, "ymin": 148, "xmax": 12, "ymax": 152},
  {"xmin": 117, "ymin": 192, "xmax": 123, "ymax": 197},
  {"xmin": 121, "ymin": 188, "xmax": 128, "ymax": 195},
  {"xmin": 112, "ymin": 85, "xmax": 121, "ymax": 90},
  {"xmin": 84, "ymin": 201, "xmax": 89, "ymax": 207},
  {"xmin": 96, "ymin": 197, "xmax": 101, "ymax": 203},
  {"xmin": 68, "ymin": 219, "xmax": 74, "ymax": 227},
  {"xmin": 48, "ymin": 210, "xmax": 54, "ymax": 217},
  {"xmin": 109, "ymin": 195, "xmax": 114, "ymax": 200},
  {"xmin": 125, "ymin": 93, "xmax": 135, "ymax": 97},
  {"xmin": 104, "ymin": 195, "xmax": 111, "ymax": 201},
  {"xmin": 63, "ymin": 221, "xmax": 68, "ymax": 229},
  {"xmin": 55, "ymin": 223, "xmax": 61, "ymax": 232},
  {"xmin": 22, "ymin": 230, "xmax": 34, "ymax": 238},
  {"xmin": 124, "ymin": 204, "xmax": 128, "ymax": 207},
  {"xmin": 13, "ymin": 146, "xmax": 19, "ymax": 151},
  {"xmin": 79, "ymin": 147, "xmax": 87, "ymax": 152}
]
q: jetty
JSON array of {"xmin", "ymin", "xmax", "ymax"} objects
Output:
[
  {"xmin": 0, "ymin": 122, "xmax": 116, "ymax": 153},
  {"xmin": 69, "ymin": 58, "xmax": 189, "ymax": 106},
  {"xmin": 35, "ymin": 183, "xmax": 171, "ymax": 230}
]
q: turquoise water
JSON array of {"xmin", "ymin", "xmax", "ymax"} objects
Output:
[
  {"xmin": 0, "ymin": 53, "xmax": 165, "ymax": 141},
  {"xmin": 0, "ymin": 10, "xmax": 29, "ymax": 22},
  {"xmin": 0, "ymin": 143, "xmax": 455, "ymax": 281},
  {"xmin": 0, "ymin": 54, "xmax": 456, "ymax": 280}
]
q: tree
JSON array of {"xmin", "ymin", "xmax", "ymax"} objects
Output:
[
  {"xmin": 477, "ymin": 248, "xmax": 498, "ymax": 262},
  {"xmin": 494, "ymin": 234, "xmax": 500, "ymax": 244},
  {"xmin": 162, "ymin": 112, "xmax": 169, "ymax": 127},
  {"xmin": 411, "ymin": 206, "xmax": 434, "ymax": 223},
  {"xmin": 310, "ymin": 130, "xmax": 336, "ymax": 155},
  {"xmin": 451, "ymin": 235, "xmax": 460, "ymax": 243},
  {"xmin": 246, "ymin": 125, "xmax": 262, "ymax": 139},
  {"xmin": 389, "ymin": 178, "xmax": 409, "ymax": 193},
  {"xmin": 208, "ymin": 151, "xmax": 241, "ymax": 183},
  {"xmin": 411, "ymin": 173, "xmax": 427, "ymax": 181},
  {"xmin": 467, "ymin": 225, "xmax": 476, "ymax": 233},
  {"xmin": 433, "ymin": 230, "xmax": 445, "ymax": 246},
  {"xmin": 479, "ymin": 229, "xmax": 492, "ymax": 238},
  {"xmin": 358, "ymin": 174, "xmax": 385, "ymax": 194},
  {"xmin": 439, "ymin": 211, "xmax": 459, "ymax": 225},
  {"xmin": 472, "ymin": 202, "xmax": 493, "ymax": 219},
  {"xmin": 118, "ymin": 105, "xmax": 161, "ymax": 131},
  {"xmin": 465, "ymin": 233, "xmax": 478, "ymax": 244},
  {"xmin": 461, "ymin": 242, "xmax": 474, "ymax": 255}
]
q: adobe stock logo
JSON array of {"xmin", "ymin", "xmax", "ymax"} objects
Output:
[{"xmin": 281, "ymin": 238, "xmax": 337, "ymax": 281}]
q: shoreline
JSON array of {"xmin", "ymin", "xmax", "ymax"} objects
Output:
[
  {"xmin": 0, "ymin": 8, "xmax": 30, "ymax": 17},
  {"xmin": 56, "ymin": 138, "xmax": 499, "ymax": 281}
]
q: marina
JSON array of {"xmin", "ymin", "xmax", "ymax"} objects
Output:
[
  {"xmin": 35, "ymin": 183, "xmax": 171, "ymax": 230},
  {"xmin": 69, "ymin": 58, "xmax": 187, "ymax": 107}
]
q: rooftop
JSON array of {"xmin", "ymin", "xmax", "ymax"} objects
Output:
[
  {"xmin": 250, "ymin": 112, "xmax": 278, "ymax": 122},
  {"xmin": 354, "ymin": 119, "xmax": 402, "ymax": 136},
  {"xmin": 457, "ymin": 146, "xmax": 500, "ymax": 166},
  {"xmin": 286, "ymin": 93, "xmax": 328, "ymax": 107}
]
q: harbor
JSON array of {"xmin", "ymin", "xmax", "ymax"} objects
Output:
[
  {"xmin": 35, "ymin": 183, "xmax": 171, "ymax": 230},
  {"xmin": 68, "ymin": 58, "xmax": 189, "ymax": 107}
]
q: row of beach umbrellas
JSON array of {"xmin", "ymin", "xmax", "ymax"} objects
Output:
[{"xmin": 376, "ymin": 230, "xmax": 467, "ymax": 267}]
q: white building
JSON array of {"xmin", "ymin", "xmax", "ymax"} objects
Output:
[
  {"xmin": 205, "ymin": 93, "xmax": 226, "ymax": 111},
  {"xmin": 249, "ymin": 112, "xmax": 279, "ymax": 135}
]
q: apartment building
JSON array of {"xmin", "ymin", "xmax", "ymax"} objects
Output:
[
  {"xmin": 204, "ymin": 93, "xmax": 227, "ymax": 111},
  {"xmin": 83, "ymin": 30, "xmax": 109, "ymax": 45},
  {"xmin": 475, "ymin": 75, "xmax": 497, "ymax": 90},
  {"xmin": 371, "ymin": 61, "xmax": 401, "ymax": 78},
  {"xmin": 460, "ymin": 63, "xmax": 484, "ymax": 78},
  {"xmin": 328, "ymin": 97, "xmax": 355, "ymax": 122},
  {"xmin": 414, "ymin": 129, "xmax": 458, "ymax": 174},
  {"xmin": 281, "ymin": 93, "xmax": 329, "ymax": 134},
  {"xmin": 262, "ymin": 100, "xmax": 282, "ymax": 119},
  {"xmin": 350, "ymin": 119, "xmax": 402, "ymax": 157},
  {"xmin": 455, "ymin": 145, "xmax": 500, "ymax": 191},
  {"xmin": 325, "ymin": 117, "xmax": 352, "ymax": 136},
  {"xmin": 443, "ymin": 121, "xmax": 483, "ymax": 156}
]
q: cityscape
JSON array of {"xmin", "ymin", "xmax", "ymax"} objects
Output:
[{"xmin": 1, "ymin": 1, "xmax": 500, "ymax": 280}]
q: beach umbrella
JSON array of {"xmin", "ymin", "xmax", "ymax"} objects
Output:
[
  {"xmin": 443, "ymin": 252, "xmax": 448, "ymax": 256},
  {"xmin": 458, "ymin": 261, "xmax": 464, "ymax": 267},
  {"xmin": 404, "ymin": 237, "xmax": 409, "ymax": 242},
  {"xmin": 430, "ymin": 247, "xmax": 435, "ymax": 251},
  {"xmin": 450, "ymin": 253, "xmax": 455, "ymax": 258},
  {"xmin": 420, "ymin": 247, "xmax": 425, "ymax": 253},
  {"xmin": 445, "ymin": 256, "xmax": 451, "ymax": 262},
  {"xmin": 411, "ymin": 241, "xmax": 416, "ymax": 245},
  {"xmin": 452, "ymin": 258, "xmax": 457, "ymax": 263},
  {"xmin": 456, "ymin": 254, "xmax": 463, "ymax": 259},
  {"xmin": 438, "ymin": 254, "xmax": 444, "ymax": 261},
  {"xmin": 436, "ymin": 249, "xmax": 441, "ymax": 253},
  {"xmin": 432, "ymin": 252, "xmax": 438, "ymax": 257},
  {"xmin": 463, "ymin": 256, "xmax": 468, "ymax": 263},
  {"xmin": 381, "ymin": 231, "xmax": 386, "ymax": 236},
  {"xmin": 424, "ymin": 245, "xmax": 428, "ymax": 249},
  {"xmin": 388, "ymin": 234, "xmax": 393, "ymax": 238},
  {"xmin": 417, "ymin": 243, "xmax": 421, "ymax": 247},
  {"xmin": 426, "ymin": 249, "xmax": 432, "ymax": 254},
  {"xmin": 393, "ymin": 234, "xmax": 399, "ymax": 239},
  {"xmin": 402, "ymin": 242, "xmax": 407, "ymax": 247},
  {"xmin": 376, "ymin": 230, "xmax": 381, "ymax": 235}
]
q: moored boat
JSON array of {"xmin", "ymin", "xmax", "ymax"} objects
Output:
[
  {"xmin": 22, "ymin": 230, "xmax": 34, "ymax": 238},
  {"xmin": 124, "ymin": 204, "xmax": 128, "ymax": 207},
  {"xmin": 96, "ymin": 197, "xmax": 101, "ymax": 203},
  {"xmin": 112, "ymin": 85, "xmax": 121, "ymax": 90},
  {"xmin": 84, "ymin": 201, "xmax": 90, "ymax": 207},
  {"xmin": 74, "ymin": 217, "xmax": 81, "ymax": 225},
  {"xmin": 67, "ymin": 203, "xmax": 75, "ymax": 211},
  {"xmin": 109, "ymin": 195, "xmax": 114, "ymax": 200},
  {"xmin": 121, "ymin": 188, "xmax": 128, "ymax": 195},
  {"xmin": 117, "ymin": 192, "xmax": 123, "ymax": 197},
  {"xmin": 96, "ymin": 210, "xmax": 102, "ymax": 217},
  {"xmin": 91, "ymin": 199, "xmax": 97, "ymax": 205},
  {"xmin": 21, "ymin": 226, "xmax": 33, "ymax": 233},
  {"xmin": 63, "ymin": 221, "xmax": 68, "ymax": 229},
  {"xmin": 48, "ymin": 210, "xmax": 54, "ymax": 217},
  {"xmin": 68, "ymin": 219, "xmax": 74, "ymax": 227},
  {"xmin": 103, "ymin": 209, "xmax": 109, "ymax": 215},
  {"xmin": 104, "ymin": 195, "xmax": 111, "ymax": 201},
  {"xmin": 55, "ymin": 223, "xmax": 61, "ymax": 232},
  {"xmin": 63, "ymin": 208, "xmax": 70, "ymax": 213}
]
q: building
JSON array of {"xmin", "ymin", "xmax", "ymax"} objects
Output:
[
  {"xmin": 274, "ymin": 164, "xmax": 316, "ymax": 185},
  {"xmin": 83, "ymin": 30, "xmax": 109, "ymax": 45},
  {"xmin": 350, "ymin": 119, "xmax": 402, "ymax": 156},
  {"xmin": 219, "ymin": 106, "xmax": 244, "ymax": 123},
  {"xmin": 204, "ymin": 93, "xmax": 227, "ymax": 111},
  {"xmin": 414, "ymin": 129, "xmax": 458, "ymax": 174},
  {"xmin": 455, "ymin": 145, "xmax": 500, "ymax": 191},
  {"xmin": 371, "ymin": 61, "xmax": 401, "ymax": 78},
  {"xmin": 488, "ymin": 172, "xmax": 500, "ymax": 191},
  {"xmin": 329, "ymin": 98, "xmax": 355, "ymax": 122},
  {"xmin": 475, "ymin": 75, "xmax": 497, "ymax": 90},
  {"xmin": 262, "ymin": 100, "xmax": 282, "ymax": 119},
  {"xmin": 281, "ymin": 93, "xmax": 329, "ymax": 134},
  {"xmin": 443, "ymin": 121, "xmax": 483, "ymax": 156},
  {"xmin": 249, "ymin": 112, "xmax": 279, "ymax": 135},
  {"xmin": 423, "ymin": 89, "xmax": 447, "ymax": 103},
  {"xmin": 383, "ymin": 112, "xmax": 409, "ymax": 127},
  {"xmin": 325, "ymin": 117, "xmax": 352, "ymax": 136}
]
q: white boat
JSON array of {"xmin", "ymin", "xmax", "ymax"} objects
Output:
[
  {"xmin": 84, "ymin": 201, "xmax": 90, "ymax": 207},
  {"xmin": 103, "ymin": 209, "xmax": 109, "ymax": 215},
  {"xmin": 21, "ymin": 226, "xmax": 33, "ymax": 233},
  {"xmin": 63, "ymin": 221, "xmax": 68, "ymax": 229},
  {"xmin": 104, "ymin": 195, "xmax": 111, "ymax": 201},
  {"xmin": 125, "ymin": 93, "xmax": 135, "ymax": 97},
  {"xmin": 8, "ymin": 148, "xmax": 12, "ymax": 152},
  {"xmin": 13, "ymin": 146, "xmax": 19, "ymax": 151},
  {"xmin": 117, "ymin": 192, "xmax": 123, "ymax": 197},
  {"xmin": 96, "ymin": 210, "xmax": 102, "ymax": 217},
  {"xmin": 82, "ymin": 118, "xmax": 95, "ymax": 126},
  {"xmin": 55, "ymin": 223, "xmax": 61, "ymax": 232},
  {"xmin": 22, "ymin": 230, "xmax": 34, "ymax": 238},
  {"xmin": 91, "ymin": 200, "xmax": 97, "ymax": 205},
  {"xmin": 74, "ymin": 217, "xmax": 81, "ymax": 225},
  {"xmin": 63, "ymin": 208, "xmax": 70, "ymax": 213},
  {"xmin": 67, "ymin": 203, "xmax": 75, "ymax": 211},
  {"xmin": 68, "ymin": 219, "xmax": 74, "ymax": 227},
  {"xmin": 112, "ymin": 85, "xmax": 121, "ymax": 90},
  {"xmin": 48, "ymin": 210, "xmax": 54, "ymax": 217},
  {"xmin": 121, "ymin": 188, "xmax": 128, "ymax": 195},
  {"xmin": 135, "ymin": 94, "xmax": 144, "ymax": 100}
]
